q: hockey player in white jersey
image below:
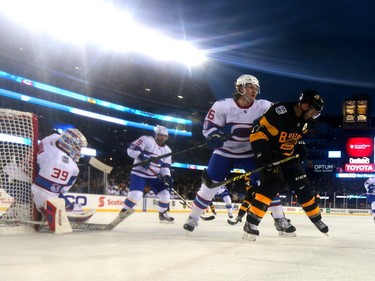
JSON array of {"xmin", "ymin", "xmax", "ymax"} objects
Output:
[
  {"xmin": 364, "ymin": 177, "xmax": 375, "ymax": 221},
  {"xmin": 122, "ymin": 125, "xmax": 174, "ymax": 223},
  {"xmin": 215, "ymin": 186, "xmax": 234, "ymax": 218},
  {"xmin": 31, "ymin": 128, "xmax": 88, "ymax": 232},
  {"xmin": 183, "ymin": 74, "xmax": 296, "ymax": 236}
]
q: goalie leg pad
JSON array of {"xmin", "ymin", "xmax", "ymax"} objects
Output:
[
  {"xmin": 45, "ymin": 199, "xmax": 72, "ymax": 234},
  {"xmin": 33, "ymin": 202, "xmax": 46, "ymax": 231}
]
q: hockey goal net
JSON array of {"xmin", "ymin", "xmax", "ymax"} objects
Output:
[{"xmin": 0, "ymin": 108, "xmax": 38, "ymax": 230}]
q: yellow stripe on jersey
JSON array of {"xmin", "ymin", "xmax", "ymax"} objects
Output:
[
  {"xmin": 260, "ymin": 116, "xmax": 279, "ymax": 136},
  {"xmin": 250, "ymin": 131, "xmax": 268, "ymax": 142},
  {"xmin": 255, "ymin": 193, "xmax": 273, "ymax": 205},
  {"xmin": 305, "ymin": 207, "xmax": 321, "ymax": 217},
  {"xmin": 301, "ymin": 197, "xmax": 315, "ymax": 208},
  {"xmin": 240, "ymin": 200, "xmax": 251, "ymax": 212},
  {"xmin": 249, "ymin": 205, "xmax": 266, "ymax": 217}
]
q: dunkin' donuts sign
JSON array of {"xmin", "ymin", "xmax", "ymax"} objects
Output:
[{"xmin": 345, "ymin": 137, "xmax": 374, "ymax": 172}]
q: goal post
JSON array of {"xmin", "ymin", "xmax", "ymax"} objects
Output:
[{"xmin": 0, "ymin": 108, "xmax": 38, "ymax": 230}]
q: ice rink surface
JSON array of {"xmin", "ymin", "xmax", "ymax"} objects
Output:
[{"xmin": 1, "ymin": 212, "xmax": 374, "ymax": 281}]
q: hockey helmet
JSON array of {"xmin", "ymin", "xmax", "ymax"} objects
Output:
[
  {"xmin": 234, "ymin": 74, "xmax": 260, "ymax": 98},
  {"xmin": 154, "ymin": 125, "xmax": 169, "ymax": 137},
  {"xmin": 58, "ymin": 128, "xmax": 88, "ymax": 162},
  {"xmin": 154, "ymin": 125, "xmax": 169, "ymax": 145},
  {"xmin": 235, "ymin": 74, "xmax": 260, "ymax": 88},
  {"xmin": 299, "ymin": 90, "xmax": 324, "ymax": 112}
]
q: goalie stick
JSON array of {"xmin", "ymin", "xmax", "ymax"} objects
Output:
[
  {"xmin": 3, "ymin": 209, "xmax": 135, "ymax": 231},
  {"xmin": 172, "ymin": 187, "xmax": 215, "ymax": 221},
  {"xmin": 70, "ymin": 208, "xmax": 134, "ymax": 231}
]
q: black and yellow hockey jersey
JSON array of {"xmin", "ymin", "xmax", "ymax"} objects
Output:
[{"xmin": 250, "ymin": 102, "xmax": 308, "ymax": 164}]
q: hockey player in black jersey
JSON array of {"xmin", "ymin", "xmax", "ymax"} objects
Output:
[
  {"xmin": 243, "ymin": 90, "xmax": 328, "ymax": 241},
  {"xmin": 228, "ymin": 176, "xmax": 295, "ymax": 237}
]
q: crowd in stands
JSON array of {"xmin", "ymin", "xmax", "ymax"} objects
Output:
[{"xmin": 71, "ymin": 152, "xmax": 370, "ymax": 210}]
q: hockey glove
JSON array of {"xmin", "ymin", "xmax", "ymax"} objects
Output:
[
  {"xmin": 162, "ymin": 175, "xmax": 172, "ymax": 190},
  {"xmin": 264, "ymin": 163, "xmax": 279, "ymax": 174},
  {"xmin": 59, "ymin": 193, "xmax": 74, "ymax": 210},
  {"xmin": 294, "ymin": 141, "xmax": 308, "ymax": 162},
  {"xmin": 66, "ymin": 203, "xmax": 84, "ymax": 214},
  {"xmin": 244, "ymin": 176, "xmax": 256, "ymax": 199},
  {"xmin": 138, "ymin": 152, "xmax": 151, "ymax": 169},
  {"xmin": 206, "ymin": 130, "xmax": 226, "ymax": 148}
]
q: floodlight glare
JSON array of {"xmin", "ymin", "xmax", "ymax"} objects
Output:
[{"xmin": 1, "ymin": 0, "xmax": 206, "ymax": 66}]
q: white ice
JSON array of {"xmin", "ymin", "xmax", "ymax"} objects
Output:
[{"xmin": 1, "ymin": 212, "xmax": 374, "ymax": 281}]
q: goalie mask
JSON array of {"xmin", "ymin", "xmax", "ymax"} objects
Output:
[
  {"xmin": 234, "ymin": 74, "xmax": 260, "ymax": 99},
  {"xmin": 58, "ymin": 128, "xmax": 88, "ymax": 162}
]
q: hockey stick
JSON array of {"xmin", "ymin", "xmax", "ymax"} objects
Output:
[
  {"xmin": 148, "ymin": 167, "xmax": 214, "ymax": 221},
  {"xmin": 133, "ymin": 142, "xmax": 206, "ymax": 168},
  {"xmin": 70, "ymin": 208, "xmax": 134, "ymax": 231},
  {"xmin": 133, "ymin": 133, "xmax": 234, "ymax": 168},
  {"xmin": 209, "ymin": 154, "xmax": 299, "ymax": 188},
  {"xmin": 2, "ymin": 209, "xmax": 134, "ymax": 231},
  {"xmin": 0, "ymin": 219, "xmax": 43, "ymax": 226},
  {"xmin": 89, "ymin": 157, "xmax": 113, "ymax": 174},
  {"xmin": 172, "ymin": 187, "xmax": 215, "ymax": 221},
  {"xmin": 227, "ymin": 217, "xmax": 242, "ymax": 225}
]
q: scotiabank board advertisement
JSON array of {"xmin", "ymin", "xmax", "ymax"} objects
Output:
[{"xmin": 344, "ymin": 137, "xmax": 374, "ymax": 173}]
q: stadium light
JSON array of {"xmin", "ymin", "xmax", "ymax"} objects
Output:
[
  {"xmin": 1, "ymin": 0, "xmax": 206, "ymax": 66},
  {"xmin": 0, "ymin": 70, "xmax": 193, "ymax": 125},
  {"xmin": 0, "ymin": 134, "xmax": 96, "ymax": 157},
  {"xmin": 0, "ymin": 87, "xmax": 192, "ymax": 137}
]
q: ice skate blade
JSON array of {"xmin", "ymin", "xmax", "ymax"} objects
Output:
[
  {"xmin": 242, "ymin": 232, "xmax": 257, "ymax": 241},
  {"xmin": 278, "ymin": 231, "xmax": 297, "ymax": 237}
]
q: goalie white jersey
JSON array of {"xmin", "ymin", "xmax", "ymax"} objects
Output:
[
  {"xmin": 127, "ymin": 135, "xmax": 172, "ymax": 178},
  {"xmin": 32, "ymin": 134, "xmax": 80, "ymax": 194},
  {"xmin": 203, "ymin": 98, "xmax": 272, "ymax": 158}
]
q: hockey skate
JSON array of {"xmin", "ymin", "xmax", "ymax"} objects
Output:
[
  {"xmin": 159, "ymin": 210, "xmax": 174, "ymax": 224},
  {"xmin": 274, "ymin": 217, "xmax": 297, "ymax": 237},
  {"xmin": 242, "ymin": 221, "xmax": 259, "ymax": 241},
  {"xmin": 66, "ymin": 204, "xmax": 96, "ymax": 223},
  {"xmin": 209, "ymin": 204, "xmax": 217, "ymax": 215},
  {"xmin": 183, "ymin": 215, "xmax": 199, "ymax": 232},
  {"xmin": 314, "ymin": 219, "xmax": 329, "ymax": 235}
]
